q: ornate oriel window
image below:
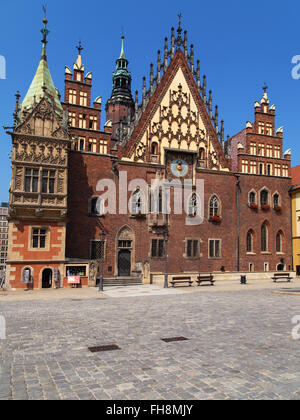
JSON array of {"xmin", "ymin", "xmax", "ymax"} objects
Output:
[
  {"xmin": 209, "ymin": 195, "xmax": 220, "ymax": 217},
  {"xmin": 25, "ymin": 168, "xmax": 39, "ymax": 193},
  {"xmin": 42, "ymin": 170, "xmax": 55, "ymax": 194}
]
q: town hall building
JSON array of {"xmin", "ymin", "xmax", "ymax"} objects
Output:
[{"xmin": 5, "ymin": 17, "xmax": 293, "ymax": 289}]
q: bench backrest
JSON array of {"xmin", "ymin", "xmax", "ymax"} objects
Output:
[
  {"xmin": 172, "ymin": 277, "xmax": 191, "ymax": 281},
  {"xmin": 274, "ymin": 272, "xmax": 290, "ymax": 277}
]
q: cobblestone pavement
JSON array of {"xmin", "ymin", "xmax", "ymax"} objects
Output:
[{"xmin": 1, "ymin": 285, "xmax": 300, "ymax": 400}]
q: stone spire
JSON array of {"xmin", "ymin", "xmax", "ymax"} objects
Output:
[{"xmin": 20, "ymin": 16, "xmax": 63, "ymax": 118}]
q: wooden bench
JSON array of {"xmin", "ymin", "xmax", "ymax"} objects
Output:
[
  {"xmin": 271, "ymin": 272, "xmax": 293, "ymax": 283},
  {"xmin": 170, "ymin": 276, "xmax": 193, "ymax": 287},
  {"xmin": 196, "ymin": 274, "xmax": 215, "ymax": 286}
]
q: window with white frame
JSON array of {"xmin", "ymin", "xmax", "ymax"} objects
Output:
[
  {"xmin": 242, "ymin": 160, "xmax": 248, "ymax": 173},
  {"xmin": 79, "ymin": 91, "xmax": 87, "ymax": 106},
  {"xmin": 266, "ymin": 145, "xmax": 273, "ymax": 157},
  {"xmin": 79, "ymin": 114, "xmax": 87, "ymax": 129},
  {"xmin": 274, "ymin": 145, "xmax": 281, "ymax": 158},
  {"xmin": 68, "ymin": 89, "xmax": 77, "ymax": 104},
  {"xmin": 250, "ymin": 161, "xmax": 257, "ymax": 174},
  {"xmin": 250, "ymin": 143, "xmax": 256, "ymax": 155},
  {"xmin": 209, "ymin": 239, "xmax": 221, "ymax": 258}
]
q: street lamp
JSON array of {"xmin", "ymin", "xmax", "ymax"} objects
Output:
[
  {"xmin": 98, "ymin": 230, "xmax": 105, "ymax": 292},
  {"xmin": 164, "ymin": 226, "xmax": 169, "ymax": 289}
]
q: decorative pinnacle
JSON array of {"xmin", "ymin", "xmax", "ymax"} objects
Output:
[
  {"xmin": 76, "ymin": 40, "xmax": 83, "ymax": 55},
  {"xmin": 263, "ymin": 82, "xmax": 268, "ymax": 93},
  {"xmin": 178, "ymin": 12, "xmax": 182, "ymax": 28}
]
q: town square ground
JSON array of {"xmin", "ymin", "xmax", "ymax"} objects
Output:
[{"xmin": 1, "ymin": 280, "xmax": 300, "ymax": 400}]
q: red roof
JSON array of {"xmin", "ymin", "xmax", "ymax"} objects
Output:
[{"xmin": 292, "ymin": 165, "xmax": 300, "ymax": 186}]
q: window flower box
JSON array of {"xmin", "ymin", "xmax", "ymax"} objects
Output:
[
  {"xmin": 261, "ymin": 204, "xmax": 270, "ymax": 211},
  {"xmin": 135, "ymin": 212, "xmax": 147, "ymax": 219},
  {"xmin": 274, "ymin": 205, "xmax": 282, "ymax": 213},
  {"xmin": 209, "ymin": 215, "xmax": 222, "ymax": 224},
  {"xmin": 249, "ymin": 203, "xmax": 258, "ymax": 210}
]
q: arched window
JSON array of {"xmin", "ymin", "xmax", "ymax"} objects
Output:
[
  {"xmin": 131, "ymin": 189, "xmax": 142, "ymax": 215},
  {"xmin": 199, "ymin": 148, "xmax": 205, "ymax": 160},
  {"xmin": 189, "ymin": 193, "xmax": 198, "ymax": 216},
  {"xmin": 249, "ymin": 191, "xmax": 256, "ymax": 204},
  {"xmin": 273, "ymin": 193, "xmax": 280, "ymax": 208},
  {"xmin": 246, "ymin": 230, "xmax": 254, "ymax": 253},
  {"xmin": 261, "ymin": 224, "xmax": 268, "ymax": 252},
  {"xmin": 276, "ymin": 231, "xmax": 283, "ymax": 253},
  {"xmin": 209, "ymin": 195, "xmax": 220, "ymax": 217},
  {"xmin": 151, "ymin": 142, "xmax": 158, "ymax": 155},
  {"xmin": 260, "ymin": 189, "xmax": 269, "ymax": 206}
]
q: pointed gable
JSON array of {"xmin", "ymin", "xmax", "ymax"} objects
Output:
[{"xmin": 123, "ymin": 49, "xmax": 229, "ymax": 171}]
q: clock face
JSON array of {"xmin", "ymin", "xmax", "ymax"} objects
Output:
[{"xmin": 170, "ymin": 159, "xmax": 189, "ymax": 178}]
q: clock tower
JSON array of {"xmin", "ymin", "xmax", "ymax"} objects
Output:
[{"xmin": 105, "ymin": 36, "xmax": 134, "ymax": 144}]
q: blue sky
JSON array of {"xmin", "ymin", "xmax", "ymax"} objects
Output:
[{"xmin": 0, "ymin": 0, "xmax": 300, "ymax": 202}]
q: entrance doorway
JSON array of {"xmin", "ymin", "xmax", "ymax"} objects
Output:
[
  {"xmin": 42, "ymin": 268, "xmax": 52, "ymax": 289},
  {"xmin": 118, "ymin": 250, "xmax": 131, "ymax": 277}
]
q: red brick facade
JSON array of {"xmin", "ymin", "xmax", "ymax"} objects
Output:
[{"xmin": 6, "ymin": 22, "xmax": 293, "ymax": 289}]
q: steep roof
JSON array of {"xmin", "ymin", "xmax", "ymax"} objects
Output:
[
  {"xmin": 292, "ymin": 165, "xmax": 300, "ymax": 186},
  {"xmin": 20, "ymin": 18, "xmax": 63, "ymax": 118}
]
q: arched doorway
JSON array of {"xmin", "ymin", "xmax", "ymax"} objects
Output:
[
  {"xmin": 115, "ymin": 226, "xmax": 135, "ymax": 277},
  {"xmin": 277, "ymin": 264, "xmax": 285, "ymax": 271},
  {"xmin": 42, "ymin": 268, "xmax": 52, "ymax": 289},
  {"xmin": 118, "ymin": 250, "xmax": 131, "ymax": 277}
]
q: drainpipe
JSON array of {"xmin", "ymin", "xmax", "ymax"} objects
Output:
[
  {"xmin": 235, "ymin": 175, "xmax": 240, "ymax": 272},
  {"xmin": 289, "ymin": 188, "xmax": 294, "ymax": 272}
]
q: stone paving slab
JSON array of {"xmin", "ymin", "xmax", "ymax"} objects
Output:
[{"xmin": 1, "ymin": 283, "xmax": 300, "ymax": 399}]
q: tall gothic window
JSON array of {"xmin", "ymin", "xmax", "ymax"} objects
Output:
[
  {"xmin": 261, "ymin": 224, "xmax": 268, "ymax": 252},
  {"xmin": 273, "ymin": 194, "xmax": 280, "ymax": 208},
  {"xmin": 189, "ymin": 193, "xmax": 198, "ymax": 216},
  {"xmin": 246, "ymin": 230, "xmax": 253, "ymax": 253},
  {"xmin": 131, "ymin": 189, "xmax": 143, "ymax": 215},
  {"xmin": 249, "ymin": 191, "xmax": 256, "ymax": 204},
  {"xmin": 209, "ymin": 195, "xmax": 220, "ymax": 217},
  {"xmin": 151, "ymin": 142, "xmax": 158, "ymax": 155},
  {"xmin": 276, "ymin": 231, "xmax": 283, "ymax": 253},
  {"xmin": 260, "ymin": 189, "xmax": 269, "ymax": 206}
]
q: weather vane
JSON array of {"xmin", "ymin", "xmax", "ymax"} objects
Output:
[
  {"xmin": 76, "ymin": 40, "xmax": 83, "ymax": 55},
  {"xmin": 178, "ymin": 13, "xmax": 182, "ymax": 28},
  {"xmin": 41, "ymin": 5, "xmax": 49, "ymax": 45},
  {"xmin": 263, "ymin": 82, "xmax": 268, "ymax": 93}
]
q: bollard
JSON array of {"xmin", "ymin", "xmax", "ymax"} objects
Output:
[{"xmin": 240, "ymin": 275, "xmax": 247, "ymax": 285}]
